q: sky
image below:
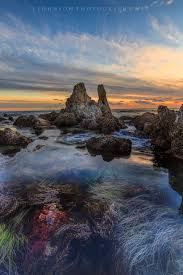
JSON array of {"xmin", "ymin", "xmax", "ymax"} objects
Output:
[{"xmin": 0, "ymin": 0, "xmax": 183, "ymax": 111}]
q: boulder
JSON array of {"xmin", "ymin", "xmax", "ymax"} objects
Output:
[
  {"xmin": 54, "ymin": 112, "xmax": 78, "ymax": 127},
  {"xmin": 39, "ymin": 111, "xmax": 59, "ymax": 122},
  {"xmin": 86, "ymin": 136, "xmax": 132, "ymax": 156},
  {"xmin": 0, "ymin": 128, "xmax": 32, "ymax": 146},
  {"xmin": 14, "ymin": 115, "xmax": 37, "ymax": 128},
  {"xmin": 134, "ymin": 112, "xmax": 158, "ymax": 131}
]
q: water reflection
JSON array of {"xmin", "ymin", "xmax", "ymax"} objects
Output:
[{"xmin": 0, "ymin": 128, "xmax": 183, "ymax": 274}]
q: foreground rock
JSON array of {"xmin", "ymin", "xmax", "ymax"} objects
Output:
[
  {"xmin": 0, "ymin": 128, "xmax": 32, "ymax": 146},
  {"xmin": 86, "ymin": 136, "xmax": 132, "ymax": 158},
  {"xmin": 64, "ymin": 83, "xmax": 125, "ymax": 134}
]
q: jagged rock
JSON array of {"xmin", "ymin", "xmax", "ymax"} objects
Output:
[
  {"xmin": 39, "ymin": 111, "xmax": 59, "ymax": 122},
  {"xmin": 54, "ymin": 112, "xmax": 78, "ymax": 127},
  {"xmin": 86, "ymin": 136, "xmax": 132, "ymax": 156},
  {"xmin": 65, "ymin": 83, "xmax": 102, "ymax": 121},
  {"xmin": 14, "ymin": 115, "xmax": 37, "ymax": 128},
  {"xmin": 0, "ymin": 128, "xmax": 32, "ymax": 146},
  {"xmin": 63, "ymin": 82, "xmax": 125, "ymax": 134},
  {"xmin": 98, "ymin": 84, "xmax": 112, "ymax": 115}
]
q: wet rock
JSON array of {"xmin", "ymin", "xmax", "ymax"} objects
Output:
[
  {"xmin": 0, "ymin": 128, "xmax": 32, "ymax": 146},
  {"xmin": 33, "ymin": 144, "xmax": 45, "ymax": 152},
  {"xmin": 98, "ymin": 115, "xmax": 126, "ymax": 134},
  {"xmin": 134, "ymin": 112, "xmax": 158, "ymax": 132},
  {"xmin": 14, "ymin": 115, "xmax": 37, "ymax": 128},
  {"xmin": 86, "ymin": 136, "xmax": 132, "ymax": 156},
  {"xmin": 54, "ymin": 112, "xmax": 78, "ymax": 127},
  {"xmin": 39, "ymin": 111, "xmax": 59, "ymax": 122}
]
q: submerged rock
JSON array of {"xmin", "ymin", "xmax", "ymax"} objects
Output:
[
  {"xmin": 86, "ymin": 136, "xmax": 132, "ymax": 156},
  {"xmin": 0, "ymin": 128, "xmax": 32, "ymax": 146}
]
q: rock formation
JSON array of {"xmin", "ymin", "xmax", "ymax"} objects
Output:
[
  {"xmin": 65, "ymin": 83, "xmax": 102, "ymax": 121},
  {"xmin": 0, "ymin": 128, "xmax": 32, "ymax": 146},
  {"xmin": 134, "ymin": 104, "xmax": 183, "ymax": 159},
  {"xmin": 86, "ymin": 136, "xmax": 132, "ymax": 159},
  {"xmin": 57, "ymin": 82, "xmax": 126, "ymax": 134}
]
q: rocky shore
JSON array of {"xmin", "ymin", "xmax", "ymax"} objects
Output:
[{"xmin": 1, "ymin": 82, "xmax": 183, "ymax": 160}]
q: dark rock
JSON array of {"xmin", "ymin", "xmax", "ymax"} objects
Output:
[
  {"xmin": 33, "ymin": 144, "xmax": 45, "ymax": 152},
  {"xmin": 98, "ymin": 115, "xmax": 126, "ymax": 134},
  {"xmin": 14, "ymin": 115, "xmax": 37, "ymax": 128},
  {"xmin": 39, "ymin": 111, "xmax": 59, "ymax": 122},
  {"xmin": 54, "ymin": 112, "xmax": 78, "ymax": 127},
  {"xmin": 0, "ymin": 128, "xmax": 32, "ymax": 146},
  {"xmin": 134, "ymin": 112, "xmax": 158, "ymax": 131},
  {"xmin": 8, "ymin": 115, "xmax": 14, "ymax": 122},
  {"xmin": 86, "ymin": 136, "xmax": 132, "ymax": 156}
]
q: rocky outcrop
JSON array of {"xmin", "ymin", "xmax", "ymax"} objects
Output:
[
  {"xmin": 65, "ymin": 83, "xmax": 102, "ymax": 121},
  {"xmin": 64, "ymin": 82, "xmax": 125, "ymax": 134},
  {"xmin": 0, "ymin": 128, "xmax": 32, "ymax": 146},
  {"xmin": 86, "ymin": 136, "xmax": 132, "ymax": 157},
  {"xmin": 54, "ymin": 112, "xmax": 78, "ymax": 127}
]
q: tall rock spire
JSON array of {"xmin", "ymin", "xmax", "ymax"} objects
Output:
[{"xmin": 98, "ymin": 84, "xmax": 112, "ymax": 115}]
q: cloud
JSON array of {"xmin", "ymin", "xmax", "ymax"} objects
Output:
[
  {"xmin": 164, "ymin": 0, "xmax": 175, "ymax": 5},
  {"xmin": 150, "ymin": 16, "xmax": 183, "ymax": 44},
  {"xmin": 0, "ymin": 14, "xmax": 183, "ymax": 110}
]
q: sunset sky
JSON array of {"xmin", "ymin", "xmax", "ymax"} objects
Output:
[{"xmin": 0, "ymin": 0, "xmax": 183, "ymax": 111}]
